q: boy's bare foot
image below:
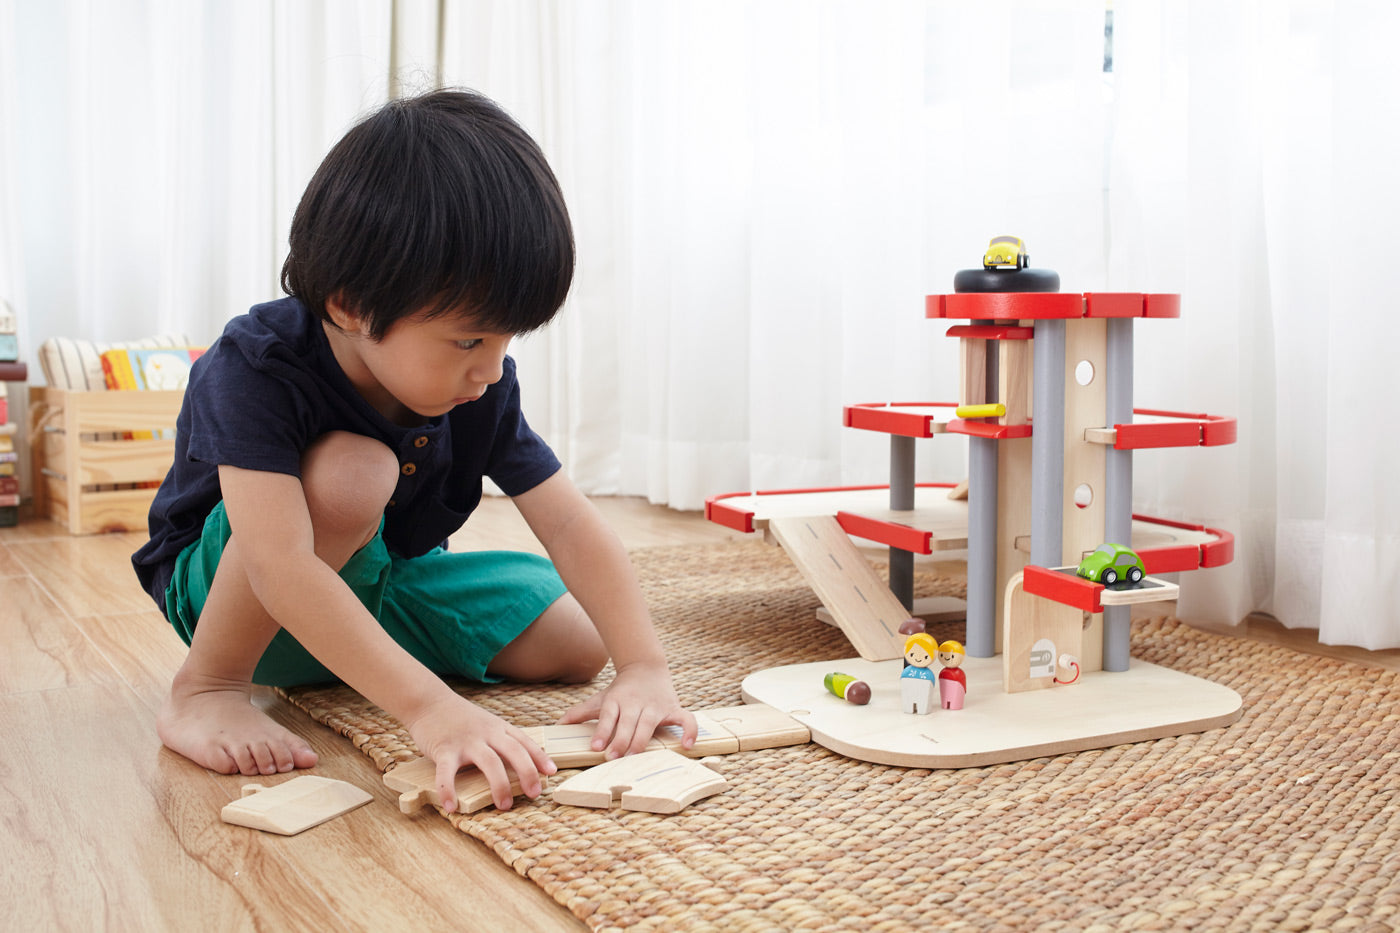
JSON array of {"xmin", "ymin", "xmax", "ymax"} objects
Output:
[{"xmin": 158, "ymin": 673, "xmax": 319, "ymax": 776}]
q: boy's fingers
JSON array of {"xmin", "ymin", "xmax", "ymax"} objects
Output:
[
  {"xmin": 471, "ymin": 752, "xmax": 516, "ymax": 811},
  {"xmin": 590, "ymin": 705, "xmax": 621, "ymax": 753},
  {"xmin": 667, "ymin": 709, "xmax": 700, "ymax": 749},
  {"xmin": 497, "ymin": 743, "xmax": 545, "ymax": 800},
  {"xmin": 434, "ymin": 758, "xmax": 462, "ymax": 814},
  {"xmin": 557, "ymin": 696, "xmax": 600, "ymax": 725},
  {"xmin": 607, "ymin": 708, "xmax": 651, "ymax": 759},
  {"xmin": 523, "ymin": 736, "xmax": 557, "ymax": 777}
]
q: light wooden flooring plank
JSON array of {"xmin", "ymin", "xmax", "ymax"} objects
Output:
[
  {"xmin": 0, "ymin": 539, "xmax": 29, "ymax": 576},
  {"xmin": 3, "ymin": 509, "xmax": 586, "ymax": 932},
  {"xmin": 3, "ymin": 683, "xmax": 330, "ymax": 930},
  {"xmin": 0, "ymin": 575, "xmax": 121, "ymax": 694},
  {"xmin": 8, "ymin": 529, "xmax": 155, "ymax": 617},
  {"xmin": 67, "ymin": 606, "xmax": 193, "ymax": 712}
]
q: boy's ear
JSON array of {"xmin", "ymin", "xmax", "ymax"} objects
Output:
[{"xmin": 325, "ymin": 293, "xmax": 368, "ymax": 335}]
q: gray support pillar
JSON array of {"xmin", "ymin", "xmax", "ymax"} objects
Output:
[
  {"xmin": 1030, "ymin": 320, "xmax": 1066, "ymax": 568},
  {"xmin": 965, "ymin": 435, "xmax": 998, "ymax": 657},
  {"xmin": 889, "ymin": 434, "xmax": 916, "ymax": 611},
  {"xmin": 1102, "ymin": 318, "xmax": 1135, "ymax": 671}
]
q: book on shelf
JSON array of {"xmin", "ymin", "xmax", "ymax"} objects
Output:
[{"xmin": 101, "ymin": 346, "xmax": 205, "ymax": 391}]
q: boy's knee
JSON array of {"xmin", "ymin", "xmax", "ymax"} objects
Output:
[
  {"xmin": 301, "ymin": 432, "xmax": 399, "ymax": 537},
  {"xmin": 543, "ymin": 598, "xmax": 609, "ymax": 682},
  {"xmin": 490, "ymin": 595, "xmax": 610, "ymax": 683},
  {"xmin": 556, "ymin": 637, "xmax": 609, "ymax": 684}
]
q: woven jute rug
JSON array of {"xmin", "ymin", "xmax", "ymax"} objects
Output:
[{"xmin": 283, "ymin": 540, "xmax": 1400, "ymax": 932}]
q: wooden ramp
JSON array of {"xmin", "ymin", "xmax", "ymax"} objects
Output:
[{"xmin": 767, "ymin": 515, "xmax": 910, "ymax": 661}]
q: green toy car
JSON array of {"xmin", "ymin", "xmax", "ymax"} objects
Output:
[{"xmin": 1076, "ymin": 543, "xmax": 1145, "ymax": 586}]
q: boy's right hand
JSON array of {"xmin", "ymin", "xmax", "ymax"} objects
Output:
[{"xmin": 404, "ymin": 694, "xmax": 557, "ymax": 812}]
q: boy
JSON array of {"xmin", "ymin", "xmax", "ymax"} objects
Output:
[{"xmin": 132, "ymin": 89, "xmax": 696, "ymax": 813}]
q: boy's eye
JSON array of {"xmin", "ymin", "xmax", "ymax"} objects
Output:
[{"xmin": 456, "ymin": 339, "xmax": 483, "ymax": 350}]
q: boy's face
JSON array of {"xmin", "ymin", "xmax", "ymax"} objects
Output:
[{"xmin": 327, "ymin": 302, "xmax": 513, "ymax": 422}]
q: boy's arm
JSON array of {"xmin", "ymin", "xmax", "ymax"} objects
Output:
[
  {"xmin": 219, "ymin": 465, "xmax": 554, "ymax": 810},
  {"xmin": 510, "ymin": 471, "xmax": 697, "ymax": 758}
]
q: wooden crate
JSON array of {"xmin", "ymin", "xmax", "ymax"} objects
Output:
[{"xmin": 28, "ymin": 385, "xmax": 183, "ymax": 535}]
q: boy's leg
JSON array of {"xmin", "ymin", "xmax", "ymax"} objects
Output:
[
  {"xmin": 158, "ymin": 432, "xmax": 399, "ymax": 776},
  {"xmin": 486, "ymin": 592, "xmax": 609, "ymax": 683},
  {"xmin": 374, "ymin": 546, "xmax": 607, "ymax": 684}
]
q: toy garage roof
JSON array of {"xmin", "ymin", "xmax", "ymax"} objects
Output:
[{"xmin": 927, "ymin": 291, "xmax": 1181, "ymax": 321}]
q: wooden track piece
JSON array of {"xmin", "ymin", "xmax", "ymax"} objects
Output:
[
  {"xmin": 651, "ymin": 710, "xmax": 742, "ymax": 756},
  {"xmin": 220, "ymin": 775, "xmax": 372, "ymax": 835},
  {"xmin": 552, "ymin": 749, "xmax": 728, "ymax": 814},
  {"xmin": 383, "ymin": 756, "xmax": 526, "ymax": 815},
  {"xmin": 705, "ymin": 703, "xmax": 812, "ymax": 750},
  {"xmin": 382, "ymin": 704, "xmax": 809, "ymax": 817},
  {"xmin": 520, "ymin": 722, "xmax": 666, "ymax": 770},
  {"xmin": 767, "ymin": 515, "xmax": 910, "ymax": 661}
]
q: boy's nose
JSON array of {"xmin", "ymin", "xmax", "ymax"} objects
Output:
[{"xmin": 470, "ymin": 342, "xmax": 508, "ymax": 385}]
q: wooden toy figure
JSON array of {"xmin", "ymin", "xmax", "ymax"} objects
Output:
[
  {"xmin": 898, "ymin": 618, "xmax": 927, "ymax": 669},
  {"xmin": 898, "ymin": 618, "xmax": 927, "ymax": 637},
  {"xmin": 901, "ymin": 633, "xmax": 939, "ymax": 715},
  {"xmin": 937, "ymin": 640, "xmax": 967, "ymax": 710}
]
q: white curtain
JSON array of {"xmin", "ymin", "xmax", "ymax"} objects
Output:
[
  {"xmin": 5, "ymin": 0, "xmax": 1396, "ymax": 648},
  {"xmin": 432, "ymin": 0, "xmax": 1106, "ymax": 505},
  {"xmin": 1109, "ymin": 0, "xmax": 1400, "ymax": 647},
  {"xmin": 4, "ymin": 0, "xmax": 394, "ymax": 348}
]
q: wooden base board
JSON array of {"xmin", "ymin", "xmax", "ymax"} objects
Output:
[{"xmin": 740, "ymin": 655, "xmax": 1242, "ymax": 769}]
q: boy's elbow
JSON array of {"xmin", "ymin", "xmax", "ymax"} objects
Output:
[{"xmin": 239, "ymin": 543, "xmax": 321, "ymax": 614}]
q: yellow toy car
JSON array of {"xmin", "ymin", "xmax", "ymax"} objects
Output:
[{"xmin": 982, "ymin": 235, "xmax": 1028, "ymax": 270}]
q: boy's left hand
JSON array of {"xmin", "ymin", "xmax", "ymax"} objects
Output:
[{"xmin": 557, "ymin": 662, "xmax": 697, "ymax": 760}]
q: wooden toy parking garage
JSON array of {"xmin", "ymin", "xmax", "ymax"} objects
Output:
[{"xmin": 706, "ymin": 258, "xmax": 1242, "ymax": 769}]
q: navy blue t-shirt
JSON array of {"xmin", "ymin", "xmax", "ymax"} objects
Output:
[{"xmin": 131, "ymin": 297, "xmax": 561, "ymax": 611}]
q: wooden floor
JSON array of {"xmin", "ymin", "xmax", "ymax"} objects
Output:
[{"xmin": 2, "ymin": 497, "xmax": 1395, "ymax": 930}]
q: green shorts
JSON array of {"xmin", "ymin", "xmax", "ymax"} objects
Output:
[{"xmin": 164, "ymin": 502, "xmax": 568, "ymax": 687}]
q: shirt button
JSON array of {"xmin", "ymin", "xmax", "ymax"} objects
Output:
[
  {"xmin": 401, "ymin": 463, "xmax": 416, "ymax": 476},
  {"xmin": 414, "ymin": 436, "xmax": 428, "ymax": 448}
]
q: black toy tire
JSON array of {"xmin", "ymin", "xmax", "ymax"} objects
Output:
[{"xmin": 952, "ymin": 267, "xmax": 1061, "ymax": 294}]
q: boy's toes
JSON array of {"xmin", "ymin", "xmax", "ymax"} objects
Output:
[{"xmin": 292, "ymin": 745, "xmax": 319, "ymax": 770}]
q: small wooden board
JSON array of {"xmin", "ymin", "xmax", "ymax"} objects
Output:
[
  {"xmin": 520, "ymin": 710, "xmax": 742, "ymax": 769},
  {"xmin": 383, "ymin": 756, "xmax": 525, "ymax": 815},
  {"xmin": 553, "ymin": 749, "xmax": 728, "ymax": 814},
  {"xmin": 705, "ymin": 703, "xmax": 812, "ymax": 751},
  {"xmin": 520, "ymin": 722, "xmax": 637, "ymax": 769},
  {"xmin": 221, "ymin": 775, "xmax": 372, "ymax": 835},
  {"xmin": 651, "ymin": 710, "xmax": 743, "ymax": 756}
]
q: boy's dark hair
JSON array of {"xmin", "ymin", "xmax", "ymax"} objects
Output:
[{"xmin": 281, "ymin": 89, "xmax": 574, "ymax": 339}]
